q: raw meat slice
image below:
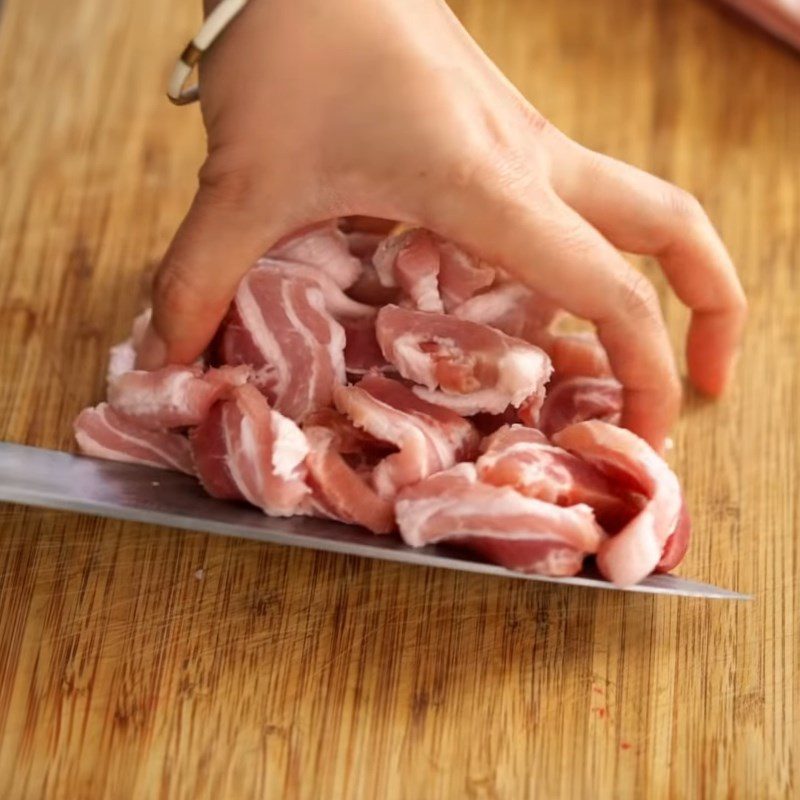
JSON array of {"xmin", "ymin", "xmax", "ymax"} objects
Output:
[
  {"xmin": 452, "ymin": 281, "xmax": 558, "ymax": 341},
  {"xmin": 304, "ymin": 426, "xmax": 395, "ymax": 534},
  {"xmin": 376, "ymin": 305, "xmax": 552, "ymax": 415},
  {"xmin": 373, "ymin": 229, "xmax": 444, "ymax": 312},
  {"xmin": 453, "ymin": 284, "xmax": 612, "ymax": 378},
  {"xmin": 344, "ymin": 231, "xmax": 385, "ymax": 261},
  {"xmin": 218, "ymin": 267, "xmax": 346, "ymax": 422},
  {"xmin": 333, "ymin": 374, "xmax": 478, "ymax": 498},
  {"xmin": 345, "ymin": 262, "xmax": 401, "ymax": 306},
  {"xmin": 532, "ymin": 376, "xmax": 622, "ymax": 436},
  {"xmin": 191, "ymin": 384, "xmax": 310, "ymax": 516},
  {"xmin": 373, "ymin": 229, "xmax": 494, "ymax": 313},
  {"xmin": 477, "ymin": 424, "xmax": 634, "ymax": 528},
  {"xmin": 553, "ymin": 420, "xmax": 690, "ymax": 586},
  {"xmin": 302, "ymin": 407, "xmax": 394, "ymax": 459},
  {"xmin": 255, "ymin": 258, "xmax": 374, "ymax": 318},
  {"xmin": 542, "ymin": 331, "xmax": 612, "ymax": 379},
  {"xmin": 267, "ymin": 220, "xmax": 362, "ymax": 289},
  {"xmin": 436, "ymin": 240, "xmax": 495, "ymax": 311},
  {"xmin": 339, "ymin": 314, "xmax": 392, "ymax": 377},
  {"xmin": 395, "ymin": 463, "xmax": 605, "ymax": 577},
  {"xmin": 107, "ymin": 364, "xmax": 250, "ymax": 430},
  {"xmin": 74, "ymin": 403, "xmax": 194, "ymax": 474},
  {"xmin": 106, "ymin": 308, "xmax": 152, "ymax": 386}
]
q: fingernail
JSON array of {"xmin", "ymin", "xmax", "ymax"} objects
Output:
[{"xmin": 135, "ymin": 323, "xmax": 167, "ymax": 370}]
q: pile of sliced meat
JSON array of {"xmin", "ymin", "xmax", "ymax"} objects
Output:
[{"xmin": 74, "ymin": 219, "xmax": 690, "ymax": 587}]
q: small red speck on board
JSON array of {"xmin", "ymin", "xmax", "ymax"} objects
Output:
[
  {"xmin": 596, "ymin": 707, "xmax": 607, "ymax": 719},
  {"xmin": 620, "ymin": 742, "xmax": 632, "ymax": 750},
  {"xmin": 592, "ymin": 687, "xmax": 604, "ymax": 695}
]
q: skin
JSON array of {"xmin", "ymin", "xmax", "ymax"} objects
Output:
[{"xmin": 138, "ymin": 0, "xmax": 747, "ymax": 451}]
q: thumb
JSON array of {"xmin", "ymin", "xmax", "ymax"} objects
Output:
[{"xmin": 136, "ymin": 166, "xmax": 288, "ymax": 369}]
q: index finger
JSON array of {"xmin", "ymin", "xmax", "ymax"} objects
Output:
[
  {"xmin": 431, "ymin": 188, "xmax": 681, "ymax": 449},
  {"xmin": 550, "ymin": 142, "xmax": 747, "ymax": 395}
]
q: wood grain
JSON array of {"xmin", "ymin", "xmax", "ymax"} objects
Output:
[{"xmin": 0, "ymin": 0, "xmax": 797, "ymax": 797}]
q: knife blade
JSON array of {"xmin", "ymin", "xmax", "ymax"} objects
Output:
[{"xmin": 0, "ymin": 442, "xmax": 748, "ymax": 599}]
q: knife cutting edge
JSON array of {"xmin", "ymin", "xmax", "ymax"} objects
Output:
[{"xmin": 0, "ymin": 442, "xmax": 749, "ymax": 600}]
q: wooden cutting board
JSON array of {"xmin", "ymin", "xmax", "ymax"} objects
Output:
[{"xmin": 0, "ymin": 0, "xmax": 797, "ymax": 797}]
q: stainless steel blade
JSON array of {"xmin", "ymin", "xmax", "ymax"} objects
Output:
[{"xmin": 0, "ymin": 442, "xmax": 748, "ymax": 599}]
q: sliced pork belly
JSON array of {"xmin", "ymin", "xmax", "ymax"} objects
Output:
[
  {"xmin": 344, "ymin": 231, "xmax": 386, "ymax": 261},
  {"xmin": 452, "ymin": 281, "xmax": 558, "ymax": 340},
  {"xmin": 218, "ymin": 267, "xmax": 346, "ymax": 422},
  {"xmin": 376, "ymin": 305, "xmax": 552, "ymax": 415},
  {"xmin": 345, "ymin": 262, "xmax": 401, "ymax": 307},
  {"xmin": 452, "ymin": 283, "xmax": 613, "ymax": 379},
  {"xmin": 339, "ymin": 314, "xmax": 392, "ymax": 378},
  {"xmin": 395, "ymin": 463, "xmax": 605, "ymax": 577},
  {"xmin": 304, "ymin": 426, "xmax": 395, "ymax": 534},
  {"xmin": 477, "ymin": 424, "xmax": 634, "ymax": 528},
  {"xmin": 106, "ymin": 308, "xmax": 152, "ymax": 386},
  {"xmin": 553, "ymin": 420, "xmax": 690, "ymax": 586},
  {"xmin": 333, "ymin": 374, "xmax": 478, "ymax": 498},
  {"xmin": 191, "ymin": 384, "xmax": 310, "ymax": 516},
  {"xmin": 373, "ymin": 229, "xmax": 444, "ymax": 311},
  {"xmin": 267, "ymin": 220, "xmax": 362, "ymax": 289},
  {"xmin": 302, "ymin": 407, "xmax": 394, "ymax": 460},
  {"xmin": 255, "ymin": 258, "xmax": 374, "ymax": 318},
  {"xmin": 74, "ymin": 403, "xmax": 194, "ymax": 474},
  {"xmin": 532, "ymin": 376, "xmax": 622, "ymax": 436},
  {"xmin": 543, "ymin": 331, "xmax": 612, "ymax": 379},
  {"xmin": 107, "ymin": 364, "xmax": 250, "ymax": 430},
  {"xmin": 373, "ymin": 229, "xmax": 494, "ymax": 313}
]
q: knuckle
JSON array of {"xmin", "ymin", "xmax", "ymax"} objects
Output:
[
  {"xmin": 197, "ymin": 158, "xmax": 262, "ymax": 209},
  {"xmin": 152, "ymin": 264, "xmax": 205, "ymax": 320},
  {"xmin": 664, "ymin": 185, "xmax": 706, "ymax": 224},
  {"xmin": 619, "ymin": 271, "xmax": 661, "ymax": 323}
]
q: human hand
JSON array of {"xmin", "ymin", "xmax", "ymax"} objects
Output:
[{"xmin": 139, "ymin": 0, "xmax": 746, "ymax": 450}]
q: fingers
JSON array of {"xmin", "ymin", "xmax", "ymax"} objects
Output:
[
  {"xmin": 432, "ymin": 189, "xmax": 681, "ymax": 449},
  {"xmin": 137, "ymin": 165, "xmax": 288, "ymax": 369},
  {"xmin": 549, "ymin": 142, "xmax": 747, "ymax": 395}
]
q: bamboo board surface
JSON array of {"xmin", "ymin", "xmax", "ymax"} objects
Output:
[{"xmin": 0, "ymin": 0, "xmax": 798, "ymax": 797}]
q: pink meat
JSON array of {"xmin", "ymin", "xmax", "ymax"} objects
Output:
[
  {"xmin": 333, "ymin": 374, "xmax": 478, "ymax": 499},
  {"xmin": 346, "ymin": 262, "xmax": 401, "ymax": 306},
  {"xmin": 339, "ymin": 314, "xmax": 392, "ymax": 378},
  {"xmin": 543, "ymin": 332, "xmax": 612, "ymax": 379},
  {"xmin": 191, "ymin": 384, "xmax": 310, "ymax": 516},
  {"xmin": 376, "ymin": 305, "xmax": 552, "ymax": 415},
  {"xmin": 267, "ymin": 220, "xmax": 362, "ymax": 289},
  {"xmin": 477, "ymin": 424, "xmax": 635, "ymax": 529},
  {"xmin": 106, "ymin": 308, "xmax": 152, "ymax": 386},
  {"xmin": 218, "ymin": 267, "xmax": 346, "ymax": 422},
  {"xmin": 344, "ymin": 231, "xmax": 386, "ymax": 261},
  {"xmin": 302, "ymin": 407, "xmax": 395, "ymax": 459},
  {"xmin": 255, "ymin": 258, "xmax": 374, "ymax": 318},
  {"xmin": 452, "ymin": 281, "xmax": 559, "ymax": 341},
  {"xmin": 107, "ymin": 364, "xmax": 250, "ymax": 430},
  {"xmin": 373, "ymin": 228, "xmax": 494, "ymax": 313},
  {"xmin": 74, "ymin": 403, "xmax": 194, "ymax": 474},
  {"xmin": 304, "ymin": 426, "xmax": 396, "ymax": 534},
  {"xmin": 374, "ymin": 229, "xmax": 444, "ymax": 312},
  {"xmin": 453, "ymin": 283, "xmax": 612, "ymax": 378},
  {"xmin": 395, "ymin": 463, "xmax": 605, "ymax": 577},
  {"xmin": 532, "ymin": 376, "xmax": 623, "ymax": 436},
  {"xmin": 553, "ymin": 420, "xmax": 691, "ymax": 586},
  {"xmin": 436, "ymin": 240, "xmax": 495, "ymax": 311}
]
